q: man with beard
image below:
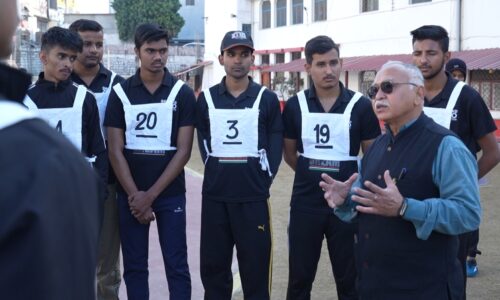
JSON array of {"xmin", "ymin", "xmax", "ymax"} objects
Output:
[
  {"xmin": 0, "ymin": 0, "xmax": 102, "ymax": 299},
  {"xmin": 69, "ymin": 19, "xmax": 125, "ymax": 300},
  {"xmin": 105, "ymin": 23, "xmax": 194, "ymax": 300},
  {"xmin": 320, "ymin": 60, "xmax": 481, "ymax": 300},
  {"xmin": 411, "ymin": 25, "xmax": 500, "ymax": 298},
  {"xmin": 282, "ymin": 35, "xmax": 380, "ymax": 300},
  {"xmin": 195, "ymin": 31, "xmax": 283, "ymax": 300},
  {"xmin": 24, "ymin": 26, "xmax": 107, "ymax": 186}
]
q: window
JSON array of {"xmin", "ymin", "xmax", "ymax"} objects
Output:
[
  {"xmin": 49, "ymin": 0, "xmax": 57, "ymax": 9},
  {"xmin": 361, "ymin": 0, "xmax": 378, "ymax": 12},
  {"xmin": 186, "ymin": 0, "xmax": 195, "ymax": 5},
  {"xmin": 274, "ymin": 53, "xmax": 286, "ymax": 86},
  {"xmin": 242, "ymin": 23, "xmax": 251, "ymax": 38},
  {"xmin": 410, "ymin": 0, "xmax": 431, "ymax": 4},
  {"xmin": 314, "ymin": 0, "xmax": 327, "ymax": 21},
  {"xmin": 275, "ymin": 53, "xmax": 285, "ymax": 64},
  {"xmin": 276, "ymin": 0, "xmax": 287, "ymax": 27},
  {"xmin": 261, "ymin": 54, "xmax": 270, "ymax": 65},
  {"xmin": 471, "ymin": 70, "xmax": 500, "ymax": 110},
  {"xmin": 262, "ymin": 1, "xmax": 271, "ymax": 29},
  {"xmin": 292, "ymin": 0, "xmax": 303, "ymax": 24},
  {"xmin": 291, "ymin": 51, "xmax": 301, "ymax": 60}
]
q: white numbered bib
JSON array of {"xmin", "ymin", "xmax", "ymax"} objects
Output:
[
  {"xmin": 203, "ymin": 86, "xmax": 272, "ymax": 176},
  {"xmin": 94, "ymin": 72, "xmax": 117, "ymax": 138},
  {"xmin": 298, "ymin": 90, "xmax": 362, "ymax": 161},
  {"xmin": 204, "ymin": 87, "xmax": 265, "ymax": 157},
  {"xmin": 0, "ymin": 100, "xmax": 37, "ymax": 130},
  {"xmin": 24, "ymin": 85, "xmax": 87, "ymax": 151},
  {"xmin": 113, "ymin": 80, "xmax": 184, "ymax": 151},
  {"xmin": 423, "ymin": 81, "xmax": 465, "ymax": 129}
]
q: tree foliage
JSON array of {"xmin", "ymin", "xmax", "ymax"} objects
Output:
[{"xmin": 112, "ymin": 0, "xmax": 185, "ymax": 42}]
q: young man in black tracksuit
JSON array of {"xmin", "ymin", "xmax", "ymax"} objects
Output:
[
  {"xmin": 70, "ymin": 19, "xmax": 125, "ymax": 300},
  {"xmin": 24, "ymin": 26, "xmax": 107, "ymax": 189},
  {"xmin": 195, "ymin": 31, "xmax": 283, "ymax": 300},
  {"xmin": 105, "ymin": 23, "xmax": 194, "ymax": 300},
  {"xmin": 411, "ymin": 25, "xmax": 500, "ymax": 299},
  {"xmin": 0, "ymin": 2, "xmax": 102, "ymax": 298},
  {"xmin": 283, "ymin": 36, "xmax": 380, "ymax": 300}
]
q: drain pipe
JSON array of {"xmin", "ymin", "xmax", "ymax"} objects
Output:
[{"xmin": 457, "ymin": 0, "xmax": 462, "ymax": 51}]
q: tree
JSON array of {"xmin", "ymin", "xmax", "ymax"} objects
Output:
[
  {"xmin": 112, "ymin": 0, "xmax": 185, "ymax": 42},
  {"xmin": 272, "ymin": 74, "xmax": 301, "ymax": 101}
]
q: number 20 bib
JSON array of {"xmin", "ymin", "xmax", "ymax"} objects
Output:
[
  {"xmin": 113, "ymin": 80, "xmax": 184, "ymax": 151},
  {"xmin": 298, "ymin": 90, "xmax": 362, "ymax": 161}
]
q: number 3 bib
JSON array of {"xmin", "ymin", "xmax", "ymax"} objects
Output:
[
  {"xmin": 298, "ymin": 90, "xmax": 362, "ymax": 161},
  {"xmin": 204, "ymin": 87, "xmax": 265, "ymax": 157},
  {"xmin": 113, "ymin": 80, "xmax": 184, "ymax": 151}
]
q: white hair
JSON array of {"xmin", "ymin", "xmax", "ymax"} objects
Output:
[{"xmin": 378, "ymin": 60, "xmax": 424, "ymax": 86}]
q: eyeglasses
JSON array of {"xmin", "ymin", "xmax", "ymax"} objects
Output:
[{"xmin": 367, "ymin": 81, "xmax": 419, "ymax": 99}]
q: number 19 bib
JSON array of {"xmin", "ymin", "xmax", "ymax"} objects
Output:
[{"xmin": 298, "ymin": 90, "xmax": 362, "ymax": 161}]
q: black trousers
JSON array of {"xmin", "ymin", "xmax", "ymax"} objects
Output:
[
  {"xmin": 286, "ymin": 209, "xmax": 358, "ymax": 300},
  {"xmin": 200, "ymin": 198, "xmax": 272, "ymax": 300}
]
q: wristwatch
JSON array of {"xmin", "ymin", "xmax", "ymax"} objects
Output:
[{"xmin": 398, "ymin": 198, "xmax": 408, "ymax": 217}]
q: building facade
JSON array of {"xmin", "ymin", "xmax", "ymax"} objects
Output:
[{"xmin": 202, "ymin": 0, "xmax": 500, "ymax": 135}]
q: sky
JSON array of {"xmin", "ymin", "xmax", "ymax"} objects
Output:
[{"xmin": 75, "ymin": 0, "xmax": 110, "ymax": 14}]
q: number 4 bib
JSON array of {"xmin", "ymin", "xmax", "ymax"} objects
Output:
[{"xmin": 24, "ymin": 85, "xmax": 87, "ymax": 151}]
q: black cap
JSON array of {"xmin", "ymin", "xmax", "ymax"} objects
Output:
[
  {"xmin": 220, "ymin": 31, "xmax": 254, "ymax": 52},
  {"xmin": 446, "ymin": 58, "xmax": 467, "ymax": 78}
]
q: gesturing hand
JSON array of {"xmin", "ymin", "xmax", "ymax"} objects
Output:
[
  {"xmin": 319, "ymin": 173, "xmax": 358, "ymax": 208},
  {"xmin": 352, "ymin": 170, "xmax": 404, "ymax": 217}
]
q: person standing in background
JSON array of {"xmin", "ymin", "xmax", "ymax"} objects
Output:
[
  {"xmin": 195, "ymin": 30, "xmax": 283, "ymax": 300},
  {"xmin": 105, "ymin": 23, "xmax": 194, "ymax": 300},
  {"xmin": 23, "ymin": 26, "xmax": 108, "ymax": 189},
  {"xmin": 446, "ymin": 58, "xmax": 467, "ymax": 82},
  {"xmin": 411, "ymin": 25, "xmax": 500, "ymax": 297},
  {"xmin": 70, "ymin": 19, "xmax": 125, "ymax": 300},
  {"xmin": 283, "ymin": 35, "xmax": 380, "ymax": 300}
]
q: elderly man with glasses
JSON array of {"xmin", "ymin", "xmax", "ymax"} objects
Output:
[{"xmin": 320, "ymin": 60, "xmax": 481, "ymax": 300}]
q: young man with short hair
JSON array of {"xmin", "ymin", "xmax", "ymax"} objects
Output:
[
  {"xmin": 411, "ymin": 25, "xmax": 500, "ymax": 297},
  {"xmin": 283, "ymin": 35, "xmax": 380, "ymax": 300},
  {"xmin": 24, "ymin": 26, "xmax": 107, "ymax": 184},
  {"xmin": 105, "ymin": 23, "xmax": 194, "ymax": 300},
  {"xmin": 69, "ymin": 19, "xmax": 125, "ymax": 300},
  {"xmin": 195, "ymin": 31, "xmax": 283, "ymax": 300}
]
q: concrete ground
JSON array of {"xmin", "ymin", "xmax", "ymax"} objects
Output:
[{"xmin": 118, "ymin": 147, "xmax": 500, "ymax": 299}]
